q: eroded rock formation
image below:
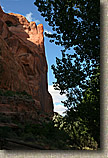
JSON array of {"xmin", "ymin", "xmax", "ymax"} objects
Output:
[{"xmin": 0, "ymin": 6, "xmax": 53, "ymax": 115}]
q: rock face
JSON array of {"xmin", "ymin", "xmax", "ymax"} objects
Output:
[{"xmin": 0, "ymin": 6, "xmax": 53, "ymax": 114}]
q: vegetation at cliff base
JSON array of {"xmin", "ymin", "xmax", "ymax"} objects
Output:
[
  {"xmin": 0, "ymin": 112, "xmax": 98, "ymax": 150},
  {"xmin": 0, "ymin": 89, "xmax": 32, "ymax": 99}
]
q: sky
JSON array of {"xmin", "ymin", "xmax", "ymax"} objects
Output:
[{"xmin": 0, "ymin": 0, "xmax": 72, "ymax": 115}]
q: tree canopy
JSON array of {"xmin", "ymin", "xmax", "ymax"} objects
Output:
[
  {"xmin": 34, "ymin": 0, "xmax": 100, "ymax": 62},
  {"xmin": 34, "ymin": 0, "xmax": 100, "ymax": 148},
  {"xmin": 34, "ymin": 0, "xmax": 100, "ymax": 105}
]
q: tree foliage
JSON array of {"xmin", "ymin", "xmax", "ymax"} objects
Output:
[
  {"xmin": 34, "ymin": 0, "xmax": 99, "ymax": 51},
  {"xmin": 76, "ymin": 66, "xmax": 100, "ymax": 146},
  {"xmin": 34, "ymin": 0, "xmax": 100, "ymax": 62},
  {"xmin": 34, "ymin": 0, "xmax": 100, "ymax": 148},
  {"xmin": 53, "ymin": 113, "xmax": 98, "ymax": 150},
  {"xmin": 34, "ymin": 0, "xmax": 100, "ymax": 106}
]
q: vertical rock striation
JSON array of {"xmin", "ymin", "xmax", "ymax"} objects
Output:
[{"xmin": 0, "ymin": 6, "xmax": 53, "ymax": 114}]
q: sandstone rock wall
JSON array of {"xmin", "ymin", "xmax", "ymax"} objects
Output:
[{"xmin": 0, "ymin": 6, "xmax": 53, "ymax": 113}]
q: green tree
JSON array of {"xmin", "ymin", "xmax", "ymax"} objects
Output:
[
  {"xmin": 34, "ymin": 0, "xmax": 100, "ymax": 148},
  {"xmin": 34, "ymin": 0, "xmax": 100, "ymax": 106},
  {"xmin": 76, "ymin": 66, "xmax": 100, "ymax": 147}
]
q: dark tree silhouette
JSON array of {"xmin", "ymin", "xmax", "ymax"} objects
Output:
[{"xmin": 34, "ymin": 0, "xmax": 100, "ymax": 148}]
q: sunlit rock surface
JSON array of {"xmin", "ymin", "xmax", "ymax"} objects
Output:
[{"xmin": 0, "ymin": 6, "xmax": 53, "ymax": 115}]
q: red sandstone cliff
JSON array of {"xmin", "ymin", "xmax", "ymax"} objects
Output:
[{"xmin": 0, "ymin": 6, "xmax": 53, "ymax": 114}]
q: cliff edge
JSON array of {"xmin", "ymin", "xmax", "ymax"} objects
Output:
[{"xmin": 0, "ymin": 6, "xmax": 53, "ymax": 115}]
